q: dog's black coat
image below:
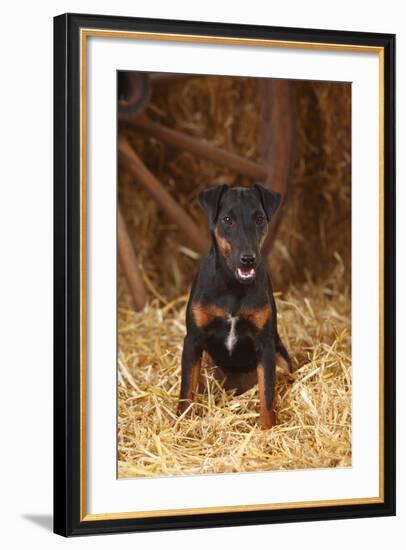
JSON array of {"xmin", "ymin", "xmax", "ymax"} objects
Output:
[{"xmin": 178, "ymin": 184, "xmax": 291, "ymax": 427}]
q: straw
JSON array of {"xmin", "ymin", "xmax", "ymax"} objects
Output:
[{"xmin": 118, "ymin": 76, "xmax": 351, "ymax": 477}]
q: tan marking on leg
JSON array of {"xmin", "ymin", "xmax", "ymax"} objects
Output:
[
  {"xmin": 240, "ymin": 304, "xmax": 271, "ymax": 330},
  {"xmin": 214, "ymin": 229, "xmax": 231, "ymax": 257},
  {"xmin": 198, "ymin": 351, "xmax": 215, "ymax": 392},
  {"xmin": 177, "ymin": 359, "xmax": 201, "ymax": 415},
  {"xmin": 276, "ymin": 354, "xmax": 290, "ymax": 374},
  {"xmin": 201, "ymin": 350, "xmax": 215, "ymax": 369},
  {"xmin": 257, "ymin": 362, "xmax": 275, "ymax": 429},
  {"xmin": 191, "ymin": 302, "xmax": 227, "ymax": 328},
  {"xmin": 189, "ymin": 362, "xmax": 201, "ymax": 398},
  {"xmin": 212, "ymin": 366, "xmax": 227, "ymax": 384}
]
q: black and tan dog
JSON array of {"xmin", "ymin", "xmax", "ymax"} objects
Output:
[{"xmin": 178, "ymin": 183, "xmax": 291, "ymax": 429}]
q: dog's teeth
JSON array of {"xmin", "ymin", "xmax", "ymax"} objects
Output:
[{"xmin": 237, "ymin": 268, "xmax": 255, "ymax": 279}]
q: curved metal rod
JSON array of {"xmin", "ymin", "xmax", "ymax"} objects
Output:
[
  {"xmin": 117, "ymin": 207, "xmax": 147, "ymax": 311},
  {"xmin": 132, "ymin": 114, "xmax": 269, "ymax": 181},
  {"xmin": 118, "ymin": 135, "xmax": 210, "ymax": 254}
]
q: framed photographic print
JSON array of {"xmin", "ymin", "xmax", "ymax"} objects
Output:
[{"xmin": 53, "ymin": 13, "xmax": 396, "ymax": 536}]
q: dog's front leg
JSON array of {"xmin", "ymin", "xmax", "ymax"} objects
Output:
[
  {"xmin": 256, "ymin": 345, "xmax": 276, "ymax": 429},
  {"xmin": 177, "ymin": 334, "xmax": 203, "ymax": 415}
]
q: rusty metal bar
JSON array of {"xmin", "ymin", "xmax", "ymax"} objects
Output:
[
  {"xmin": 118, "ymin": 135, "xmax": 210, "ymax": 254},
  {"xmin": 133, "ymin": 114, "xmax": 269, "ymax": 181},
  {"xmin": 117, "ymin": 207, "xmax": 147, "ymax": 311}
]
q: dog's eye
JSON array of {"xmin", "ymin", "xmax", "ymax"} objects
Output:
[
  {"xmin": 223, "ymin": 216, "xmax": 233, "ymax": 225},
  {"xmin": 256, "ymin": 215, "xmax": 265, "ymax": 225}
]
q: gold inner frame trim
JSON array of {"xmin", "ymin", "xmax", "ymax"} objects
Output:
[
  {"xmin": 82, "ymin": 497, "xmax": 383, "ymax": 522},
  {"xmin": 79, "ymin": 28, "xmax": 385, "ymax": 522}
]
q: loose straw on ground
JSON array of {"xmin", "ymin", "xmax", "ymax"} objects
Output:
[{"xmin": 118, "ymin": 76, "xmax": 352, "ymax": 478}]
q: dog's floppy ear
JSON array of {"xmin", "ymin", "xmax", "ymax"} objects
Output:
[
  {"xmin": 198, "ymin": 184, "xmax": 228, "ymax": 225},
  {"xmin": 254, "ymin": 183, "xmax": 281, "ymax": 221}
]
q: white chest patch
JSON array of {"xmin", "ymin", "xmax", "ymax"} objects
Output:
[{"xmin": 225, "ymin": 315, "xmax": 239, "ymax": 354}]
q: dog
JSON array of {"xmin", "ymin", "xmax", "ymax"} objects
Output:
[{"xmin": 178, "ymin": 183, "xmax": 291, "ymax": 429}]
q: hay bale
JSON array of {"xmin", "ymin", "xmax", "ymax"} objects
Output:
[{"xmin": 118, "ymin": 75, "xmax": 352, "ymax": 477}]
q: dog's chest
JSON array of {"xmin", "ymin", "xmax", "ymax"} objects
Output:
[
  {"xmin": 204, "ymin": 313, "xmax": 245, "ymax": 350},
  {"xmin": 224, "ymin": 314, "xmax": 239, "ymax": 353},
  {"xmin": 204, "ymin": 314, "xmax": 258, "ymax": 371},
  {"xmin": 192, "ymin": 301, "xmax": 271, "ymax": 360}
]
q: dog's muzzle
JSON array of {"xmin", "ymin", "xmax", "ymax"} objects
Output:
[{"xmin": 236, "ymin": 253, "xmax": 256, "ymax": 281}]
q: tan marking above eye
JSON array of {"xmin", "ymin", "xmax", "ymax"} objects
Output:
[
  {"xmin": 191, "ymin": 302, "xmax": 227, "ymax": 328},
  {"xmin": 240, "ymin": 304, "xmax": 271, "ymax": 330}
]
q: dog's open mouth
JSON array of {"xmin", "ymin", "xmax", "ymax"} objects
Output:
[{"xmin": 236, "ymin": 267, "xmax": 256, "ymax": 281}]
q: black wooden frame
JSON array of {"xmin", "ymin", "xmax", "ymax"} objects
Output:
[{"xmin": 54, "ymin": 12, "xmax": 396, "ymax": 537}]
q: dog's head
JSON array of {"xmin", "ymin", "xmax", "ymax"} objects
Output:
[{"xmin": 198, "ymin": 184, "xmax": 281, "ymax": 284}]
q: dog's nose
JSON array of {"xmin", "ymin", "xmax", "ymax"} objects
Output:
[{"xmin": 240, "ymin": 253, "xmax": 256, "ymax": 266}]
